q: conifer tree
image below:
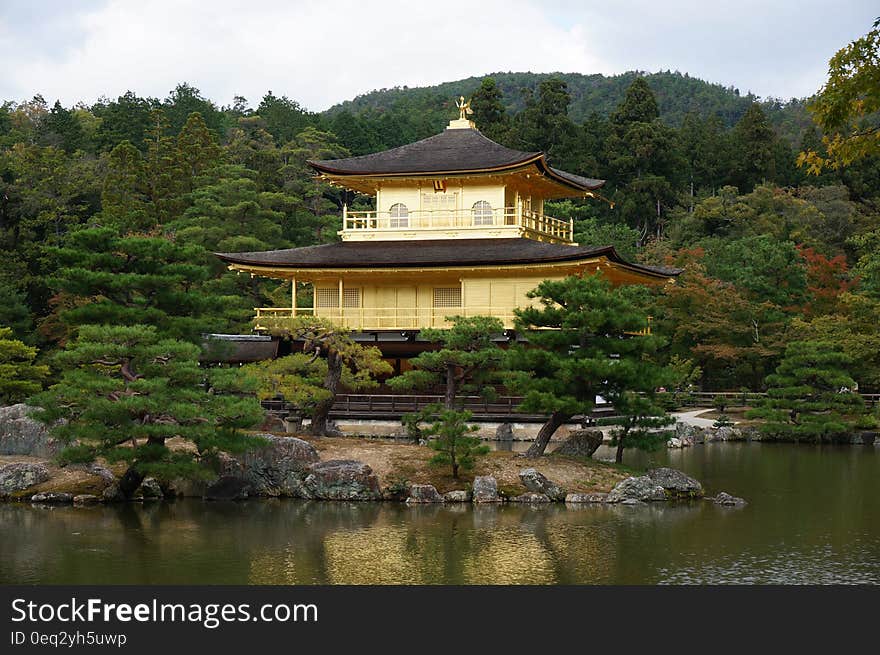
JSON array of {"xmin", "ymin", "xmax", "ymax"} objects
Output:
[
  {"xmin": 387, "ymin": 316, "xmax": 506, "ymax": 409},
  {"xmin": 32, "ymin": 325, "xmax": 264, "ymax": 497},
  {"xmin": 507, "ymin": 275, "xmax": 665, "ymax": 458},
  {"xmin": 256, "ymin": 316, "xmax": 392, "ymax": 435},
  {"xmin": 47, "ymin": 227, "xmax": 226, "ymax": 343},
  {"xmin": 747, "ymin": 340, "xmax": 871, "ymax": 442},
  {"xmin": 470, "ymin": 77, "xmax": 509, "ymax": 142}
]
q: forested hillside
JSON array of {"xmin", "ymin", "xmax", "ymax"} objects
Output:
[
  {"xmin": 325, "ymin": 70, "xmax": 814, "ymax": 146},
  {"xmin": 1, "ymin": 32, "xmax": 878, "ymax": 394}
]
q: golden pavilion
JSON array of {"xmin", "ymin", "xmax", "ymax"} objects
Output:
[{"xmin": 216, "ymin": 99, "xmax": 677, "ymax": 352}]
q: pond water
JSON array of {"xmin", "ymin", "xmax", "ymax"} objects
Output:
[{"xmin": 2, "ymin": 442, "xmax": 879, "ymax": 584}]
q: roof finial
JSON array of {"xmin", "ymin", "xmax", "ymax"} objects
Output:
[
  {"xmin": 448, "ymin": 95, "xmax": 476, "ymax": 130},
  {"xmin": 456, "ymin": 95, "xmax": 473, "ymax": 121}
]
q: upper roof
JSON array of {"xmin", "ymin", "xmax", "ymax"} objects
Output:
[
  {"xmin": 216, "ymin": 238, "xmax": 680, "ymax": 278},
  {"xmin": 308, "ymin": 127, "xmax": 605, "ymax": 193}
]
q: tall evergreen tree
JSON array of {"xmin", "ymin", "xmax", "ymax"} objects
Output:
[
  {"xmin": 470, "ymin": 77, "xmax": 509, "ymax": 142},
  {"xmin": 730, "ymin": 103, "xmax": 776, "ymax": 191}
]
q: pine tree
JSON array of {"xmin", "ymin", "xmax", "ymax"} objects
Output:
[
  {"xmin": 747, "ymin": 340, "xmax": 871, "ymax": 441},
  {"xmin": 731, "ymin": 103, "xmax": 776, "ymax": 191},
  {"xmin": 470, "ymin": 77, "xmax": 509, "ymax": 142},
  {"xmin": 101, "ymin": 140, "xmax": 151, "ymax": 231},
  {"xmin": 387, "ymin": 316, "xmax": 506, "ymax": 409},
  {"xmin": 32, "ymin": 324, "xmax": 264, "ymax": 497},
  {"xmin": 255, "ymin": 316, "xmax": 392, "ymax": 435},
  {"xmin": 507, "ymin": 274, "xmax": 664, "ymax": 458},
  {"xmin": 0, "ymin": 327, "xmax": 48, "ymax": 404},
  {"xmin": 174, "ymin": 111, "xmax": 222, "ymax": 194},
  {"xmin": 47, "ymin": 227, "xmax": 226, "ymax": 343},
  {"xmin": 419, "ymin": 408, "xmax": 488, "ymax": 479}
]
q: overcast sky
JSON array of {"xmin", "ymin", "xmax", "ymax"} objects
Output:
[{"xmin": 0, "ymin": 1, "xmax": 876, "ymax": 111}]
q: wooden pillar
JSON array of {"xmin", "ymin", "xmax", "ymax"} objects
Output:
[
  {"xmin": 291, "ymin": 277, "xmax": 297, "ymax": 317},
  {"xmin": 338, "ymin": 277, "xmax": 344, "ymax": 323}
]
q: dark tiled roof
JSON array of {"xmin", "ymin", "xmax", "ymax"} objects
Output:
[
  {"xmin": 308, "ymin": 128, "xmax": 604, "ymax": 192},
  {"xmin": 216, "ymin": 238, "xmax": 680, "ymax": 278}
]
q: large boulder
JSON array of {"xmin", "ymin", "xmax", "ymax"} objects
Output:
[
  {"xmin": 223, "ymin": 434, "xmax": 320, "ymax": 497},
  {"xmin": 647, "ymin": 468, "xmax": 703, "ymax": 498},
  {"xmin": 0, "ymin": 462, "xmax": 51, "ymax": 497},
  {"xmin": 302, "ymin": 460, "xmax": 381, "ymax": 501},
  {"xmin": 0, "ymin": 404, "xmax": 65, "ymax": 458},
  {"xmin": 606, "ymin": 476, "xmax": 667, "ymax": 503},
  {"xmin": 406, "ymin": 484, "xmax": 443, "ymax": 504},
  {"xmin": 552, "ymin": 429, "xmax": 604, "ymax": 458},
  {"xmin": 518, "ymin": 468, "xmax": 566, "ymax": 501},
  {"xmin": 472, "ymin": 476, "xmax": 501, "ymax": 503}
]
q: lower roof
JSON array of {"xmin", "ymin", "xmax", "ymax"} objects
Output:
[{"xmin": 216, "ymin": 238, "xmax": 680, "ymax": 278}]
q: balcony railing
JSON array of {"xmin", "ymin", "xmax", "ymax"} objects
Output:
[
  {"xmin": 341, "ymin": 205, "xmax": 574, "ymax": 243},
  {"xmin": 254, "ymin": 307, "xmax": 652, "ymax": 334}
]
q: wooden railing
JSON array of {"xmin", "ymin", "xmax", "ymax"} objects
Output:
[
  {"xmin": 255, "ymin": 307, "xmax": 651, "ymax": 334},
  {"xmin": 341, "ymin": 205, "xmax": 574, "ymax": 243}
]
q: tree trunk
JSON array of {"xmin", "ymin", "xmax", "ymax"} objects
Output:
[
  {"xmin": 524, "ymin": 411, "xmax": 569, "ymax": 458},
  {"xmin": 615, "ymin": 434, "xmax": 626, "ymax": 464},
  {"xmin": 445, "ymin": 363, "xmax": 456, "ymax": 410},
  {"xmin": 311, "ymin": 349, "xmax": 343, "ymax": 436}
]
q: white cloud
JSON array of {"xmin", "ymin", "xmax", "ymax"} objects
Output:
[
  {"xmin": 0, "ymin": 0, "xmax": 874, "ymax": 108},
  {"xmin": 1, "ymin": 0, "xmax": 611, "ymax": 109}
]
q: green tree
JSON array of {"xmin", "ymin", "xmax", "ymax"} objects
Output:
[
  {"xmin": 0, "ymin": 327, "xmax": 48, "ymax": 404},
  {"xmin": 746, "ymin": 340, "xmax": 870, "ymax": 441},
  {"xmin": 419, "ymin": 408, "xmax": 488, "ymax": 479},
  {"xmin": 47, "ymin": 227, "xmax": 225, "ymax": 343},
  {"xmin": 32, "ymin": 325, "xmax": 263, "ymax": 498},
  {"xmin": 174, "ymin": 111, "xmax": 222, "ymax": 194},
  {"xmin": 730, "ymin": 103, "xmax": 776, "ymax": 191},
  {"xmin": 387, "ymin": 316, "xmax": 506, "ymax": 409},
  {"xmin": 256, "ymin": 316, "xmax": 392, "ymax": 435},
  {"xmin": 507, "ymin": 274, "xmax": 660, "ymax": 457},
  {"xmin": 470, "ymin": 77, "xmax": 509, "ymax": 142},
  {"xmin": 608, "ymin": 391, "xmax": 673, "ymax": 464},
  {"xmin": 247, "ymin": 345, "xmax": 390, "ymax": 432},
  {"xmin": 101, "ymin": 140, "xmax": 151, "ymax": 231},
  {"xmin": 799, "ymin": 18, "xmax": 880, "ymax": 173},
  {"xmin": 171, "ymin": 164, "xmax": 286, "ymax": 252}
]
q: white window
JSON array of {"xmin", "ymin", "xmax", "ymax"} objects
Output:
[
  {"xmin": 389, "ymin": 203, "xmax": 409, "ymax": 228},
  {"xmin": 472, "ymin": 200, "xmax": 494, "ymax": 226},
  {"xmin": 433, "ymin": 287, "xmax": 462, "ymax": 308}
]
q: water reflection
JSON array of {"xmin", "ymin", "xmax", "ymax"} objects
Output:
[{"xmin": 1, "ymin": 443, "xmax": 879, "ymax": 584}]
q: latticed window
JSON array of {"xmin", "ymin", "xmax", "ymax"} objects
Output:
[
  {"xmin": 472, "ymin": 200, "xmax": 493, "ymax": 226},
  {"xmin": 433, "ymin": 287, "xmax": 462, "ymax": 308},
  {"xmin": 316, "ymin": 288, "xmax": 360, "ymax": 308},
  {"xmin": 343, "ymin": 288, "xmax": 361, "ymax": 308},
  {"xmin": 389, "ymin": 202, "xmax": 409, "ymax": 228},
  {"xmin": 315, "ymin": 288, "xmax": 339, "ymax": 308}
]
